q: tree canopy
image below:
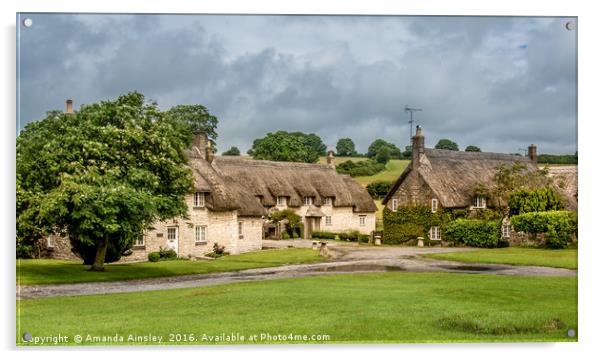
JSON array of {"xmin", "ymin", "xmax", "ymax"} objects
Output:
[
  {"xmin": 367, "ymin": 139, "xmax": 402, "ymax": 159},
  {"xmin": 222, "ymin": 146, "xmax": 241, "ymax": 156},
  {"xmin": 465, "ymin": 145, "xmax": 481, "ymax": 152},
  {"xmin": 248, "ymin": 131, "xmax": 325, "ymax": 163},
  {"xmin": 17, "ymin": 92, "xmax": 196, "ymax": 270},
  {"xmin": 336, "ymin": 138, "xmax": 357, "ymax": 156},
  {"xmin": 166, "ymin": 104, "xmax": 218, "ymax": 140},
  {"xmin": 435, "ymin": 139, "xmax": 459, "ymax": 151}
]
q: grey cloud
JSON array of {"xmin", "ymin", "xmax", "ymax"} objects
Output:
[{"xmin": 18, "ymin": 14, "xmax": 576, "ymax": 155}]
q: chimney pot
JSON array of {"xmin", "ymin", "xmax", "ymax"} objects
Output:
[
  {"xmin": 66, "ymin": 99, "xmax": 73, "ymax": 114},
  {"xmin": 528, "ymin": 144, "xmax": 537, "ymax": 164},
  {"xmin": 326, "ymin": 150, "xmax": 335, "ymax": 169}
]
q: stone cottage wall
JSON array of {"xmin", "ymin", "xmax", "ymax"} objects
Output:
[{"xmin": 386, "ymin": 170, "xmax": 439, "ymax": 210}]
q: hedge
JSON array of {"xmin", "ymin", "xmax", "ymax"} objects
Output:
[
  {"xmin": 510, "ymin": 211, "xmax": 577, "ymax": 249},
  {"xmin": 508, "ymin": 187, "xmax": 564, "ymax": 215},
  {"xmin": 366, "ymin": 181, "xmax": 393, "ymax": 199},
  {"xmin": 312, "ymin": 230, "xmax": 370, "ymax": 243},
  {"xmin": 444, "ymin": 219, "xmax": 502, "ymax": 248}
]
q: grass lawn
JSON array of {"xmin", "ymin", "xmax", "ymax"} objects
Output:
[
  {"xmin": 17, "ymin": 248, "xmax": 325, "ymax": 285},
  {"xmin": 17, "ymin": 272, "xmax": 577, "ymax": 345},
  {"xmin": 355, "ymin": 159, "xmax": 409, "ymax": 186},
  {"xmin": 423, "ymin": 248, "xmax": 577, "ymax": 269}
]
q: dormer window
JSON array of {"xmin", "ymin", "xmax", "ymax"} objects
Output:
[
  {"xmin": 194, "ymin": 192, "xmax": 206, "ymax": 207},
  {"xmin": 277, "ymin": 196, "xmax": 287, "ymax": 207},
  {"xmin": 323, "ymin": 197, "xmax": 334, "ymax": 206},
  {"xmin": 473, "ymin": 196, "xmax": 486, "ymax": 209},
  {"xmin": 304, "ymin": 196, "xmax": 314, "ymax": 206},
  {"xmin": 431, "ymin": 199, "xmax": 438, "ymax": 213}
]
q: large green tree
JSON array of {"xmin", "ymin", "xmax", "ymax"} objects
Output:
[
  {"xmin": 166, "ymin": 104, "xmax": 218, "ymax": 139},
  {"xmin": 17, "ymin": 92, "xmax": 196, "ymax": 271},
  {"xmin": 336, "ymin": 138, "xmax": 356, "ymax": 156},
  {"xmin": 248, "ymin": 131, "xmax": 324, "ymax": 163},
  {"xmin": 367, "ymin": 139, "xmax": 402, "ymax": 159},
  {"xmin": 435, "ymin": 139, "xmax": 459, "ymax": 151},
  {"xmin": 222, "ymin": 146, "xmax": 241, "ymax": 156}
]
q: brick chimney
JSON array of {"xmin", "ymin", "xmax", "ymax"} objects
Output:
[
  {"xmin": 206, "ymin": 140, "xmax": 214, "ymax": 163},
  {"xmin": 326, "ymin": 150, "xmax": 335, "ymax": 169},
  {"xmin": 412, "ymin": 125, "xmax": 425, "ymax": 164},
  {"xmin": 528, "ymin": 144, "xmax": 537, "ymax": 164},
  {"xmin": 65, "ymin": 99, "xmax": 73, "ymax": 114},
  {"xmin": 193, "ymin": 129, "xmax": 207, "ymax": 160}
]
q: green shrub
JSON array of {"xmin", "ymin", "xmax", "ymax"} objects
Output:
[
  {"xmin": 282, "ymin": 231, "xmax": 290, "ymax": 240},
  {"xmin": 346, "ymin": 230, "xmax": 361, "ymax": 242},
  {"xmin": 508, "ymin": 187, "xmax": 564, "ymax": 215},
  {"xmin": 511, "ymin": 211, "xmax": 577, "ymax": 249},
  {"xmin": 312, "ymin": 231, "xmax": 337, "ymax": 239},
  {"xmin": 206, "ymin": 243, "xmax": 230, "ymax": 258},
  {"xmin": 158, "ymin": 247, "xmax": 177, "ymax": 260},
  {"xmin": 444, "ymin": 219, "xmax": 502, "ymax": 248},
  {"xmin": 358, "ymin": 234, "xmax": 371, "ymax": 243},
  {"xmin": 335, "ymin": 159, "xmax": 386, "ymax": 177},
  {"xmin": 366, "ymin": 181, "xmax": 393, "ymax": 199},
  {"xmin": 148, "ymin": 252, "xmax": 160, "ymax": 262}
]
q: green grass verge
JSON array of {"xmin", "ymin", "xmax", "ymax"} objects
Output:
[
  {"xmin": 17, "ymin": 249, "xmax": 325, "ymax": 285},
  {"xmin": 354, "ymin": 159, "xmax": 409, "ymax": 186},
  {"xmin": 17, "ymin": 272, "xmax": 577, "ymax": 345},
  {"xmin": 423, "ymin": 248, "xmax": 577, "ymax": 269}
]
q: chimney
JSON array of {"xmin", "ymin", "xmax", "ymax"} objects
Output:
[
  {"xmin": 528, "ymin": 144, "xmax": 537, "ymax": 164},
  {"xmin": 65, "ymin": 99, "xmax": 73, "ymax": 114},
  {"xmin": 326, "ymin": 150, "xmax": 335, "ymax": 169},
  {"xmin": 193, "ymin": 129, "xmax": 207, "ymax": 159},
  {"xmin": 412, "ymin": 125, "xmax": 425, "ymax": 164},
  {"xmin": 206, "ymin": 140, "xmax": 214, "ymax": 163}
]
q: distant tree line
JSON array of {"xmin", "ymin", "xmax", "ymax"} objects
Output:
[{"xmin": 538, "ymin": 152, "xmax": 577, "ymax": 165}]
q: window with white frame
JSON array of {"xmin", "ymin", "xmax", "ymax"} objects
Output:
[
  {"xmin": 325, "ymin": 216, "xmax": 332, "ymax": 226},
  {"xmin": 431, "ymin": 198, "xmax": 438, "ymax": 213},
  {"xmin": 304, "ymin": 196, "xmax": 314, "ymax": 206},
  {"xmin": 473, "ymin": 196, "xmax": 486, "ymax": 209},
  {"xmin": 324, "ymin": 197, "xmax": 333, "ymax": 206},
  {"xmin": 194, "ymin": 192, "xmax": 206, "ymax": 207},
  {"xmin": 134, "ymin": 234, "xmax": 145, "ymax": 247},
  {"xmin": 392, "ymin": 199, "xmax": 398, "ymax": 211},
  {"xmin": 277, "ymin": 196, "xmax": 287, "ymax": 206},
  {"xmin": 46, "ymin": 236, "xmax": 54, "ymax": 248},
  {"xmin": 502, "ymin": 224, "xmax": 511, "ymax": 238},
  {"xmin": 167, "ymin": 227, "xmax": 177, "ymax": 240},
  {"xmin": 359, "ymin": 215, "xmax": 366, "ymax": 226},
  {"xmin": 195, "ymin": 225, "xmax": 207, "ymax": 243},
  {"xmin": 429, "ymin": 226, "xmax": 441, "ymax": 240},
  {"xmin": 238, "ymin": 221, "xmax": 244, "ymax": 239}
]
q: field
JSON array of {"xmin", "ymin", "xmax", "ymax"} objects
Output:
[
  {"xmin": 17, "ymin": 272, "xmax": 577, "ymax": 345},
  {"xmin": 423, "ymin": 248, "xmax": 577, "ymax": 269},
  {"xmin": 17, "ymin": 249, "xmax": 324, "ymax": 285}
]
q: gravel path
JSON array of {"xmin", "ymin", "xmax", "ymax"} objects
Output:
[{"xmin": 18, "ymin": 241, "xmax": 576, "ymax": 300}]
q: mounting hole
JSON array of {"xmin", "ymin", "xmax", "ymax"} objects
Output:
[
  {"xmin": 565, "ymin": 21, "xmax": 575, "ymax": 31},
  {"xmin": 23, "ymin": 18, "xmax": 33, "ymax": 28}
]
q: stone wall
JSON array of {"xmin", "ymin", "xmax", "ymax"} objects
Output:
[
  {"xmin": 386, "ymin": 170, "xmax": 439, "ymax": 210},
  {"xmin": 38, "ymin": 235, "xmax": 80, "ymax": 261}
]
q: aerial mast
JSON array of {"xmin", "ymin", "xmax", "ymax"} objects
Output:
[{"xmin": 404, "ymin": 105, "xmax": 423, "ymax": 142}]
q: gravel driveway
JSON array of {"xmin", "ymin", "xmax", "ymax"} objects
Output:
[{"xmin": 18, "ymin": 240, "xmax": 576, "ymax": 300}]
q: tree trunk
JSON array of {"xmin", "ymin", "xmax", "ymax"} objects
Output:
[{"xmin": 89, "ymin": 237, "xmax": 108, "ymax": 272}]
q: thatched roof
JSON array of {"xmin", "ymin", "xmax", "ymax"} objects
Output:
[
  {"xmin": 547, "ymin": 166, "xmax": 578, "ymax": 211},
  {"xmin": 212, "ymin": 156, "xmax": 377, "ymax": 213},
  {"xmin": 384, "ymin": 148, "xmax": 537, "ymax": 208}
]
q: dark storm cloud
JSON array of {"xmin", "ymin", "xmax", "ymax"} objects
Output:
[{"xmin": 18, "ymin": 14, "xmax": 577, "ymax": 155}]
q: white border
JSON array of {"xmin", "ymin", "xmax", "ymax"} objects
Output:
[{"xmin": 2, "ymin": 1, "xmax": 600, "ymax": 359}]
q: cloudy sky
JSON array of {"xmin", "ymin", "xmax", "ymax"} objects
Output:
[{"xmin": 17, "ymin": 14, "xmax": 577, "ymax": 154}]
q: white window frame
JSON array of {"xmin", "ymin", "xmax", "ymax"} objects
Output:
[
  {"xmin": 324, "ymin": 197, "xmax": 333, "ymax": 206},
  {"xmin": 304, "ymin": 196, "xmax": 314, "ymax": 206},
  {"xmin": 325, "ymin": 216, "xmax": 332, "ymax": 226},
  {"xmin": 502, "ymin": 224, "xmax": 511, "ymax": 238},
  {"xmin": 431, "ymin": 198, "xmax": 438, "ymax": 213},
  {"xmin": 473, "ymin": 196, "xmax": 486, "ymax": 209},
  {"xmin": 195, "ymin": 225, "xmax": 207, "ymax": 243},
  {"xmin": 277, "ymin": 196, "xmax": 287, "ymax": 207},
  {"xmin": 238, "ymin": 221, "xmax": 244, "ymax": 239},
  {"xmin": 46, "ymin": 237, "xmax": 54, "ymax": 248},
  {"xmin": 194, "ymin": 192, "xmax": 206, "ymax": 208},
  {"xmin": 134, "ymin": 234, "xmax": 145, "ymax": 247},
  {"xmin": 167, "ymin": 227, "xmax": 177, "ymax": 241},
  {"xmin": 391, "ymin": 199, "xmax": 398, "ymax": 212},
  {"xmin": 359, "ymin": 215, "xmax": 366, "ymax": 226},
  {"xmin": 429, "ymin": 226, "xmax": 441, "ymax": 241}
]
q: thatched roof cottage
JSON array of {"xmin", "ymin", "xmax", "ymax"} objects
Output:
[{"xmin": 382, "ymin": 126, "xmax": 576, "ymax": 242}]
